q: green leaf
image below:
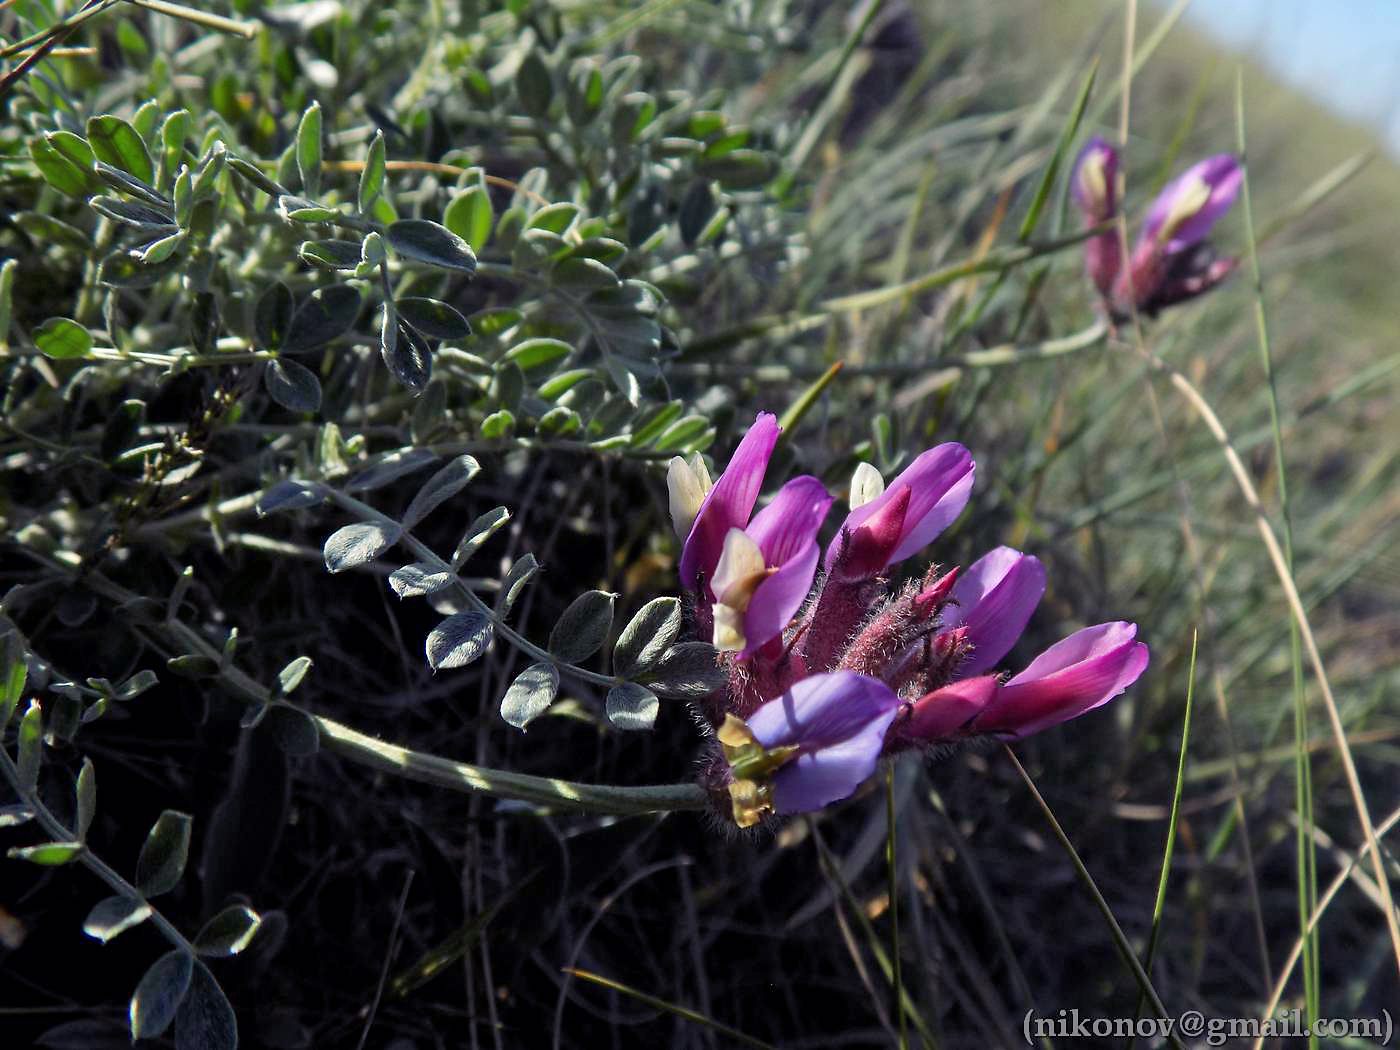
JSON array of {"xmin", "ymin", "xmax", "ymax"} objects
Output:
[
  {"xmin": 451, "ymin": 506, "xmax": 511, "ymax": 568},
  {"xmin": 551, "ymin": 256, "xmax": 619, "ymax": 292},
  {"xmin": 76, "ymin": 758, "xmax": 96, "ymax": 840},
  {"xmin": 277, "ymin": 194, "xmax": 339, "ymax": 222},
  {"xmin": 33, "ymin": 318, "xmax": 93, "ymax": 360},
  {"xmin": 264, "ymin": 358, "xmax": 323, "ymax": 413},
  {"xmin": 500, "ymin": 554, "xmax": 539, "ymax": 617},
  {"xmin": 500, "ymin": 662, "xmax": 559, "ymax": 730},
  {"xmin": 283, "ymin": 284, "xmax": 362, "ymax": 353},
  {"xmin": 195, "ymin": 905, "xmax": 262, "ymax": 957},
  {"xmin": 256, "ymin": 480, "xmax": 324, "ymax": 516},
  {"xmin": 613, "ymin": 598, "xmax": 682, "ymax": 678},
  {"xmin": 479, "ymin": 409, "xmax": 514, "ymax": 439},
  {"xmin": 299, "ymin": 239, "xmax": 364, "ymax": 270},
  {"xmin": 505, "ymin": 337, "xmax": 571, "ymax": 370},
  {"xmin": 358, "ymin": 130, "xmax": 386, "ymax": 213},
  {"xmin": 255, "ymin": 282, "xmax": 295, "ymax": 350},
  {"xmin": 516, "ymin": 51, "xmax": 553, "ymax": 117},
  {"xmin": 403, "ymin": 455, "xmax": 480, "ymax": 527},
  {"xmin": 640, "ymin": 642, "xmax": 723, "ymax": 699},
  {"xmin": 296, "ymin": 102, "xmax": 322, "ymax": 196},
  {"xmin": 97, "ymin": 250, "xmax": 181, "ymax": 289},
  {"xmin": 426, "ymin": 612, "xmax": 493, "ymax": 671},
  {"xmin": 694, "ymin": 149, "xmax": 773, "ymax": 189},
  {"xmin": 7, "ymin": 841, "xmax": 84, "ymax": 865},
  {"xmin": 174, "ymin": 961, "xmax": 237, "ymax": 1050},
  {"xmin": 323, "ymin": 522, "xmax": 401, "ymax": 573},
  {"xmin": 30, "ymin": 137, "xmax": 95, "ymax": 197},
  {"xmin": 85, "ymin": 115, "xmax": 154, "ymax": 184},
  {"xmin": 45, "ymin": 131, "xmax": 96, "ymax": 174},
  {"xmin": 130, "ymin": 950, "xmax": 193, "ymax": 1041},
  {"xmin": 548, "ymin": 591, "xmax": 615, "ymax": 663},
  {"xmin": 115, "ymin": 669, "xmax": 159, "ymax": 700},
  {"xmin": 166, "ymin": 655, "xmax": 220, "ymax": 679},
  {"xmin": 16, "ymin": 700, "xmax": 42, "ymax": 790},
  {"xmin": 1, "ymin": 624, "xmax": 27, "ymax": 727},
  {"xmin": 537, "ymin": 406, "xmax": 580, "ymax": 436},
  {"xmin": 527, "ymin": 202, "xmax": 579, "ymax": 235},
  {"xmin": 396, "ymin": 297, "xmax": 472, "ymax": 341},
  {"xmin": 381, "ymin": 316, "xmax": 433, "ymax": 392},
  {"xmin": 135, "ymin": 810, "xmax": 192, "ymax": 897},
  {"xmin": 444, "ymin": 186, "xmax": 493, "ymax": 252},
  {"xmin": 277, "ymin": 657, "xmax": 313, "ymax": 695},
  {"xmin": 345, "ymin": 447, "xmax": 438, "ymax": 491},
  {"xmin": 83, "ymin": 895, "xmax": 152, "ymax": 943},
  {"xmin": 606, "ymin": 683, "xmax": 659, "ymax": 731},
  {"xmin": 386, "ymin": 219, "xmax": 478, "ymax": 273},
  {"xmin": 388, "ymin": 564, "xmax": 453, "ymax": 599}
]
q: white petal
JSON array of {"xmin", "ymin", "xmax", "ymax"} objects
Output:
[
  {"xmin": 667, "ymin": 456, "xmax": 707, "ymax": 540},
  {"xmin": 848, "ymin": 462, "xmax": 885, "ymax": 509}
]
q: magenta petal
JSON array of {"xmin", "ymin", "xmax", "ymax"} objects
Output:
[
  {"xmin": 906, "ymin": 675, "xmax": 998, "ymax": 740},
  {"xmin": 739, "ymin": 540, "xmax": 819, "ymax": 658},
  {"xmin": 745, "ymin": 475, "xmax": 833, "ymax": 566},
  {"xmin": 974, "ymin": 622, "xmax": 1149, "ymax": 738},
  {"xmin": 745, "ymin": 672, "xmax": 899, "ymax": 814},
  {"xmin": 679, "ymin": 412, "xmax": 779, "ymax": 595},
  {"xmin": 1142, "ymin": 155, "xmax": 1242, "ymax": 254},
  {"xmin": 941, "ymin": 547, "xmax": 1046, "ymax": 678},
  {"xmin": 826, "ymin": 443, "xmax": 975, "ymax": 570}
]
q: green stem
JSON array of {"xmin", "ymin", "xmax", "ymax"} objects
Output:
[{"xmin": 0, "ymin": 749, "xmax": 195, "ymax": 956}]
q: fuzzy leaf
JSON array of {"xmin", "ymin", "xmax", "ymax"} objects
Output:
[
  {"xmin": 426, "ymin": 612, "xmax": 493, "ymax": 670},
  {"xmin": 83, "ymin": 895, "xmax": 152, "ymax": 943},
  {"xmin": 606, "ymin": 682, "xmax": 659, "ymax": 731},
  {"xmin": 323, "ymin": 522, "xmax": 401, "ymax": 572},
  {"xmin": 389, "ymin": 563, "xmax": 454, "ymax": 598},
  {"xmin": 135, "ymin": 810, "xmax": 192, "ymax": 897},
  {"xmin": 345, "ymin": 447, "xmax": 439, "ymax": 492},
  {"xmin": 283, "ymin": 285, "xmax": 361, "ymax": 353},
  {"xmin": 499, "ymin": 662, "xmax": 559, "ymax": 729},
  {"xmin": 194, "ymin": 905, "xmax": 262, "ymax": 957},
  {"xmin": 640, "ymin": 642, "xmax": 724, "ymax": 699},
  {"xmin": 129, "ymin": 950, "xmax": 193, "ymax": 1041},
  {"xmin": 403, "ymin": 455, "xmax": 480, "ymax": 527},
  {"xmin": 173, "ymin": 961, "xmax": 236, "ymax": 1050},
  {"xmin": 451, "ymin": 506, "xmax": 511, "ymax": 568},
  {"xmin": 76, "ymin": 758, "xmax": 96, "ymax": 840},
  {"xmin": 548, "ymin": 591, "xmax": 615, "ymax": 663},
  {"xmin": 396, "ymin": 297, "xmax": 472, "ymax": 341},
  {"xmin": 263, "ymin": 358, "xmax": 322, "ymax": 412},
  {"xmin": 386, "ymin": 219, "xmax": 477, "ymax": 273},
  {"xmin": 613, "ymin": 598, "xmax": 682, "ymax": 678}
]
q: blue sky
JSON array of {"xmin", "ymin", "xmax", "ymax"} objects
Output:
[{"xmin": 1184, "ymin": 0, "xmax": 1400, "ymax": 152}]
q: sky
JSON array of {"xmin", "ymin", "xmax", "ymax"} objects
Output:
[{"xmin": 1184, "ymin": 0, "xmax": 1400, "ymax": 153}]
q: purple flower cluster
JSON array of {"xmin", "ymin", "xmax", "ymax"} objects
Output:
[
  {"xmin": 672, "ymin": 414, "xmax": 1149, "ymax": 827},
  {"xmin": 1073, "ymin": 136, "xmax": 1242, "ymax": 317}
]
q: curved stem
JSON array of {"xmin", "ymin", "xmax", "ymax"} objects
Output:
[
  {"xmin": 24, "ymin": 553, "xmax": 706, "ymax": 817},
  {"xmin": 0, "ymin": 749, "xmax": 196, "ymax": 956}
]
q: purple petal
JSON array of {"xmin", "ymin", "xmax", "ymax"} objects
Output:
[
  {"xmin": 739, "ymin": 539, "xmax": 819, "ymax": 658},
  {"xmin": 941, "ymin": 547, "xmax": 1046, "ymax": 678},
  {"xmin": 747, "ymin": 671, "xmax": 898, "ymax": 751},
  {"xmin": 906, "ymin": 675, "xmax": 998, "ymax": 740},
  {"xmin": 679, "ymin": 413, "xmax": 779, "ymax": 595},
  {"xmin": 743, "ymin": 672, "xmax": 899, "ymax": 814},
  {"xmin": 974, "ymin": 622, "xmax": 1149, "ymax": 738},
  {"xmin": 770, "ymin": 728, "xmax": 890, "ymax": 814},
  {"xmin": 1071, "ymin": 136, "xmax": 1119, "ymax": 218},
  {"xmin": 745, "ymin": 475, "xmax": 833, "ymax": 566},
  {"xmin": 827, "ymin": 443, "xmax": 975, "ymax": 570},
  {"xmin": 1142, "ymin": 155, "xmax": 1242, "ymax": 254}
]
